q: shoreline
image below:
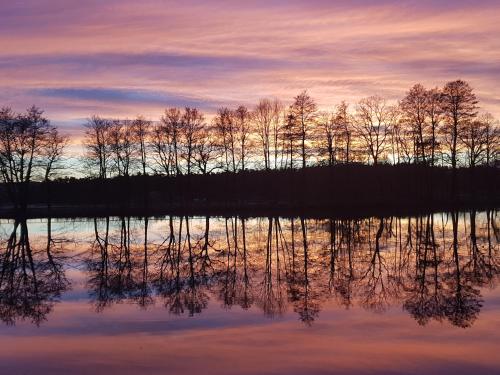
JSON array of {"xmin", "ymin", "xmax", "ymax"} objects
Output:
[{"xmin": 1, "ymin": 164, "xmax": 498, "ymax": 219}]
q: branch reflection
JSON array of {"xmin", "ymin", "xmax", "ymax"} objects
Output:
[{"xmin": 1, "ymin": 211, "xmax": 498, "ymax": 328}]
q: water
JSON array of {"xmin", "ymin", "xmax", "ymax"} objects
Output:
[{"xmin": 0, "ymin": 211, "xmax": 499, "ymax": 374}]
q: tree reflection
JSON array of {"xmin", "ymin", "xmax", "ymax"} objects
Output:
[
  {"xmin": 1, "ymin": 211, "xmax": 498, "ymax": 327},
  {"xmin": 0, "ymin": 219, "xmax": 69, "ymax": 325},
  {"xmin": 152, "ymin": 216, "xmax": 210, "ymax": 316},
  {"xmin": 442, "ymin": 211, "xmax": 482, "ymax": 328},
  {"xmin": 403, "ymin": 215, "xmax": 447, "ymax": 325}
]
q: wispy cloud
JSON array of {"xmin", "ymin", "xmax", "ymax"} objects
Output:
[
  {"xmin": 1, "ymin": 0, "xmax": 499, "ymax": 131},
  {"xmin": 34, "ymin": 87, "xmax": 230, "ymax": 110}
]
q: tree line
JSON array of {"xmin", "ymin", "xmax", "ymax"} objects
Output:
[
  {"xmin": 1, "ymin": 79, "xmax": 499, "ymax": 187},
  {"xmin": 80, "ymin": 79, "xmax": 499, "ymax": 178}
]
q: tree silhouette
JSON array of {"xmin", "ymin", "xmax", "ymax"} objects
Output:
[
  {"xmin": 289, "ymin": 91, "xmax": 317, "ymax": 169},
  {"xmin": 441, "ymin": 80, "xmax": 478, "ymax": 169},
  {"xmin": 354, "ymin": 96, "xmax": 396, "ymax": 165},
  {"xmin": 0, "ymin": 106, "xmax": 66, "ymax": 210}
]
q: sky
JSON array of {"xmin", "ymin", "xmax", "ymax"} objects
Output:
[{"xmin": 1, "ymin": 0, "xmax": 500, "ymax": 136}]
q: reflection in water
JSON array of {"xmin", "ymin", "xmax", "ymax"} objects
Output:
[
  {"xmin": 0, "ymin": 211, "xmax": 499, "ymax": 328},
  {"xmin": 0, "ymin": 218, "xmax": 69, "ymax": 326}
]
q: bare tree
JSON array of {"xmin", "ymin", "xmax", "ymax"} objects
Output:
[
  {"xmin": 161, "ymin": 108, "xmax": 183, "ymax": 175},
  {"xmin": 42, "ymin": 127, "xmax": 68, "ymax": 181},
  {"xmin": 333, "ymin": 101, "xmax": 352, "ymax": 164},
  {"xmin": 84, "ymin": 115, "xmax": 112, "ymax": 179},
  {"xmin": 400, "ymin": 84, "xmax": 429, "ymax": 163},
  {"xmin": 270, "ymin": 99, "xmax": 283, "ymax": 169},
  {"xmin": 233, "ymin": 105, "xmax": 252, "ymax": 171},
  {"xmin": 280, "ymin": 111, "xmax": 299, "ymax": 169},
  {"xmin": 214, "ymin": 107, "xmax": 236, "ymax": 172},
  {"xmin": 0, "ymin": 106, "xmax": 62, "ymax": 207},
  {"xmin": 253, "ymin": 99, "xmax": 274, "ymax": 170},
  {"xmin": 481, "ymin": 113, "xmax": 500, "ymax": 166},
  {"xmin": 354, "ymin": 96, "xmax": 394, "ymax": 165},
  {"xmin": 109, "ymin": 119, "xmax": 137, "ymax": 177},
  {"xmin": 318, "ymin": 111, "xmax": 336, "ymax": 166},
  {"xmin": 391, "ymin": 114, "xmax": 412, "ymax": 164},
  {"xmin": 150, "ymin": 121, "xmax": 174, "ymax": 176},
  {"xmin": 441, "ymin": 80, "xmax": 478, "ymax": 169},
  {"xmin": 132, "ymin": 116, "xmax": 151, "ymax": 175},
  {"xmin": 425, "ymin": 87, "xmax": 444, "ymax": 166},
  {"xmin": 460, "ymin": 113, "xmax": 499, "ymax": 168},
  {"xmin": 459, "ymin": 119, "xmax": 485, "ymax": 168},
  {"xmin": 193, "ymin": 125, "xmax": 221, "ymax": 175},
  {"xmin": 289, "ymin": 91, "xmax": 317, "ymax": 169},
  {"xmin": 181, "ymin": 107, "xmax": 205, "ymax": 175}
]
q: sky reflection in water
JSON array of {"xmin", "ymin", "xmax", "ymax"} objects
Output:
[{"xmin": 0, "ymin": 211, "xmax": 499, "ymax": 375}]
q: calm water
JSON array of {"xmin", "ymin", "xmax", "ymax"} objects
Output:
[{"xmin": 0, "ymin": 212, "xmax": 499, "ymax": 375}]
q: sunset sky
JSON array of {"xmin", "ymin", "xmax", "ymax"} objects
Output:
[{"xmin": 1, "ymin": 0, "xmax": 500, "ymax": 135}]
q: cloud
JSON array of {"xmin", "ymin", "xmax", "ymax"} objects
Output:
[
  {"xmin": 33, "ymin": 87, "xmax": 227, "ymax": 110},
  {"xmin": 1, "ymin": 0, "xmax": 500, "ymax": 127},
  {"xmin": 0, "ymin": 52, "xmax": 287, "ymax": 71}
]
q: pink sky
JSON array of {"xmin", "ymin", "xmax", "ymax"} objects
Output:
[{"xmin": 1, "ymin": 0, "xmax": 499, "ymax": 134}]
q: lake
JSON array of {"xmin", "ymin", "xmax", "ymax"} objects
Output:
[{"xmin": 0, "ymin": 211, "xmax": 499, "ymax": 374}]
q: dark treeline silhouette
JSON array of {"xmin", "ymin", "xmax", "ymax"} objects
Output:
[
  {"xmin": 1, "ymin": 164, "xmax": 498, "ymax": 219},
  {"xmin": 1, "ymin": 79, "xmax": 499, "ymax": 215},
  {"xmin": 1, "ymin": 211, "xmax": 498, "ymax": 327}
]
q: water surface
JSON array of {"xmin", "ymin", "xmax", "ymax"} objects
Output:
[{"xmin": 1, "ymin": 211, "xmax": 499, "ymax": 374}]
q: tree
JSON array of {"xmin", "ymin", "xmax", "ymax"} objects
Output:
[
  {"xmin": 482, "ymin": 113, "xmax": 500, "ymax": 166},
  {"xmin": 233, "ymin": 105, "xmax": 252, "ymax": 171},
  {"xmin": 460, "ymin": 113, "xmax": 499, "ymax": 168},
  {"xmin": 84, "ymin": 115, "xmax": 112, "ymax": 179},
  {"xmin": 214, "ymin": 107, "xmax": 236, "ymax": 172},
  {"xmin": 289, "ymin": 91, "xmax": 317, "ymax": 169},
  {"xmin": 318, "ymin": 111, "xmax": 336, "ymax": 166},
  {"xmin": 161, "ymin": 108, "xmax": 183, "ymax": 175},
  {"xmin": 150, "ymin": 121, "xmax": 174, "ymax": 176},
  {"xmin": 193, "ymin": 125, "xmax": 221, "ymax": 174},
  {"xmin": 400, "ymin": 84, "xmax": 429, "ymax": 163},
  {"xmin": 0, "ymin": 106, "xmax": 64, "ymax": 208},
  {"xmin": 390, "ymin": 113, "xmax": 412, "ymax": 164},
  {"xmin": 108, "ymin": 119, "xmax": 136, "ymax": 177},
  {"xmin": 354, "ymin": 96, "xmax": 394, "ymax": 165},
  {"xmin": 425, "ymin": 87, "xmax": 444, "ymax": 166},
  {"xmin": 270, "ymin": 99, "xmax": 283, "ymax": 169},
  {"xmin": 280, "ymin": 112, "xmax": 300, "ymax": 169},
  {"xmin": 441, "ymin": 80, "xmax": 478, "ymax": 169},
  {"xmin": 132, "ymin": 116, "xmax": 151, "ymax": 175},
  {"xmin": 460, "ymin": 119, "xmax": 486, "ymax": 168},
  {"xmin": 333, "ymin": 101, "xmax": 352, "ymax": 163},
  {"xmin": 42, "ymin": 127, "xmax": 68, "ymax": 181},
  {"xmin": 180, "ymin": 107, "xmax": 205, "ymax": 175},
  {"xmin": 253, "ymin": 99, "xmax": 274, "ymax": 170}
]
